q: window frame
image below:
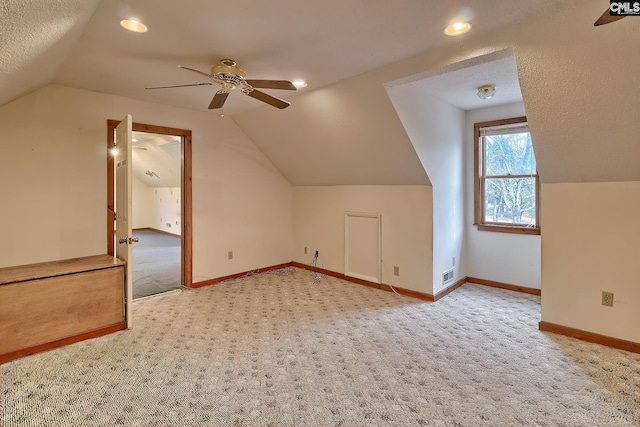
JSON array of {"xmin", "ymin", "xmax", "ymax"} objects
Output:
[{"xmin": 473, "ymin": 116, "xmax": 540, "ymax": 235}]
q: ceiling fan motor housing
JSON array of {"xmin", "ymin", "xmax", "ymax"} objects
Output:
[{"xmin": 211, "ymin": 60, "xmax": 247, "ymax": 89}]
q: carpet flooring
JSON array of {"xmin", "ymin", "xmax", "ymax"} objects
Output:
[
  {"xmin": 1, "ymin": 267, "xmax": 638, "ymax": 426},
  {"xmin": 132, "ymin": 230, "xmax": 181, "ymax": 299}
]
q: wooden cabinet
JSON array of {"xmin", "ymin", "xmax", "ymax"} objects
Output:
[{"xmin": 0, "ymin": 255, "xmax": 126, "ymax": 364}]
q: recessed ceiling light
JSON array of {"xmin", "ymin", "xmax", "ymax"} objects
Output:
[
  {"xmin": 293, "ymin": 80, "xmax": 307, "ymax": 88},
  {"xmin": 444, "ymin": 21, "xmax": 471, "ymax": 36},
  {"xmin": 476, "ymin": 84, "xmax": 496, "ymax": 99},
  {"xmin": 120, "ymin": 18, "xmax": 148, "ymax": 33}
]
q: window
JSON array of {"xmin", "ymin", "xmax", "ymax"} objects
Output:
[{"xmin": 474, "ymin": 116, "xmax": 540, "ymax": 235}]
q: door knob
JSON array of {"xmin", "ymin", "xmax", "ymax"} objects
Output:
[{"xmin": 118, "ymin": 237, "xmax": 140, "ymax": 244}]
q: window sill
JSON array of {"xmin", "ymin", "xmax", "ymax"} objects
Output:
[{"xmin": 476, "ymin": 224, "xmax": 540, "ymax": 235}]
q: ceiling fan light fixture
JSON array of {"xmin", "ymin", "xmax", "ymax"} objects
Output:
[
  {"xmin": 476, "ymin": 84, "xmax": 496, "ymax": 99},
  {"xmin": 444, "ymin": 21, "xmax": 471, "ymax": 36},
  {"xmin": 293, "ymin": 80, "xmax": 307, "ymax": 88},
  {"xmin": 120, "ymin": 18, "xmax": 148, "ymax": 33},
  {"xmin": 221, "ymin": 82, "xmax": 236, "ymax": 92}
]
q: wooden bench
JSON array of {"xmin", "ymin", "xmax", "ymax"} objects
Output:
[{"xmin": 0, "ymin": 255, "xmax": 126, "ymax": 364}]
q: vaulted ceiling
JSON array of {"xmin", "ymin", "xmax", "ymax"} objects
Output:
[
  {"xmin": 3, "ymin": 0, "xmax": 582, "ymax": 112},
  {"xmin": 131, "ymin": 131, "xmax": 181, "ymax": 188},
  {"xmin": 2, "ymin": 0, "xmax": 638, "ymax": 185}
]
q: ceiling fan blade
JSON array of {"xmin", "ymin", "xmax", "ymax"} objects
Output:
[
  {"xmin": 245, "ymin": 80, "xmax": 297, "ymax": 90},
  {"xmin": 145, "ymin": 82, "xmax": 212, "ymax": 90},
  {"xmin": 178, "ymin": 65, "xmax": 214, "ymax": 79},
  {"xmin": 246, "ymin": 89, "xmax": 290, "ymax": 109},
  {"xmin": 594, "ymin": 8, "xmax": 625, "ymax": 26},
  {"xmin": 208, "ymin": 91, "xmax": 230, "ymax": 109}
]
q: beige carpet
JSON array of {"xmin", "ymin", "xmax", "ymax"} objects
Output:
[{"xmin": 1, "ymin": 267, "xmax": 638, "ymax": 426}]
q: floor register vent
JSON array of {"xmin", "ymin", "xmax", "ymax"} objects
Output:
[{"xmin": 442, "ymin": 269, "xmax": 454, "ymax": 285}]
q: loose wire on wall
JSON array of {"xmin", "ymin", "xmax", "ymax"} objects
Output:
[
  {"xmin": 381, "ymin": 259, "xmax": 401, "ymax": 296},
  {"xmin": 239, "ymin": 269, "xmax": 259, "ymax": 279},
  {"xmin": 310, "ymin": 250, "xmax": 323, "ymax": 284}
]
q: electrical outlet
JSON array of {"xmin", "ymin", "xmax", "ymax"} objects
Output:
[
  {"xmin": 228, "ymin": 251, "xmax": 233, "ymax": 260},
  {"xmin": 304, "ymin": 246, "xmax": 308, "ymax": 254},
  {"xmin": 393, "ymin": 266, "xmax": 399, "ymax": 276},
  {"xmin": 452, "ymin": 257, "xmax": 456, "ymax": 266},
  {"xmin": 602, "ymin": 291, "xmax": 614, "ymax": 307}
]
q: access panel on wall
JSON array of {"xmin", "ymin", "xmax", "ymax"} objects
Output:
[{"xmin": 344, "ymin": 212, "xmax": 381, "ymax": 284}]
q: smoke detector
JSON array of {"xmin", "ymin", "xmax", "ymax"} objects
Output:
[{"xmin": 477, "ymin": 84, "xmax": 496, "ymax": 99}]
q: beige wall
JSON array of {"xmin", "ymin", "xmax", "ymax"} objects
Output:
[
  {"xmin": 0, "ymin": 84, "xmax": 293, "ymax": 282},
  {"xmin": 0, "ymin": 87, "xmax": 105, "ymax": 266},
  {"xmin": 293, "ymin": 185, "xmax": 433, "ymax": 295},
  {"xmin": 233, "ymin": 68, "xmax": 430, "ymax": 187},
  {"xmin": 541, "ymin": 182, "xmax": 640, "ymax": 343}
]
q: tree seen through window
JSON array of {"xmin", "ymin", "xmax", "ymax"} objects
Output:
[
  {"xmin": 474, "ymin": 117, "xmax": 540, "ymax": 234},
  {"xmin": 484, "ymin": 131, "xmax": 536, "ymax": 225}
]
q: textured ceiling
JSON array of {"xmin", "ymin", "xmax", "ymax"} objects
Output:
[
  {"xmin": 0, "ymin": 0, "xmax": 101, "ymax": 107},
  {"xmin": 3, "ymin": 0, "xmax": 638, "ymax": 186},
  {"xmin": 3, "ymin": 0, "xmax": 582, "ymax": 114},
  {"xmin": 386, "ymin": 49, "xmax": 523, "ymax": 111}
]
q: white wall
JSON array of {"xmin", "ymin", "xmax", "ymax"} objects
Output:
[
  {"xmin": 132, "ymin": 174, "xmax": 154, "ymax": 229},
  {"xmin": 464, "ymin": 103, "xmax": 541, "ymax": 289},
  {"xmin": 148, "ymin": 187, "xmax": 181, "ymax": 236},
  {"xmin": 293, "ymin": 186, "xmax": 433, "ymax": 295},
  {"xmin": 541, "ymin": 182, "xmax": 640, "ymax": 343},
  {"xmin": 0, "ymin": 84, "xmax": 293, "ymax": 283},
  {"xmin": 385, "ymin": 85, "xmax": 465, "ymax": 293}
]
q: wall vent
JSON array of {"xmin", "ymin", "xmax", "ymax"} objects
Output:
[{"xmin": 442, "ymin": 269, "xmax": 454, "ymax": 285}]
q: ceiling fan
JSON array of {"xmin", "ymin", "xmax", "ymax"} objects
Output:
[
  {"xmin": 594, "ymin": 7, "xmax": 626, "ymax": 26},
  {"xmin": 146, "ymin": 59, "xmax": 297, "ymax": 110}
]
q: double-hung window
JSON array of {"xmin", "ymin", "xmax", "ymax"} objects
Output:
[{"xmin": 474, "ymin": 116, "xmax": 540, "ymax": 234}]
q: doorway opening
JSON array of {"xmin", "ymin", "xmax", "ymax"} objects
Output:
[{"xmin": 107, "ymin": 121, "xmax": 192, "ymax": 298}]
